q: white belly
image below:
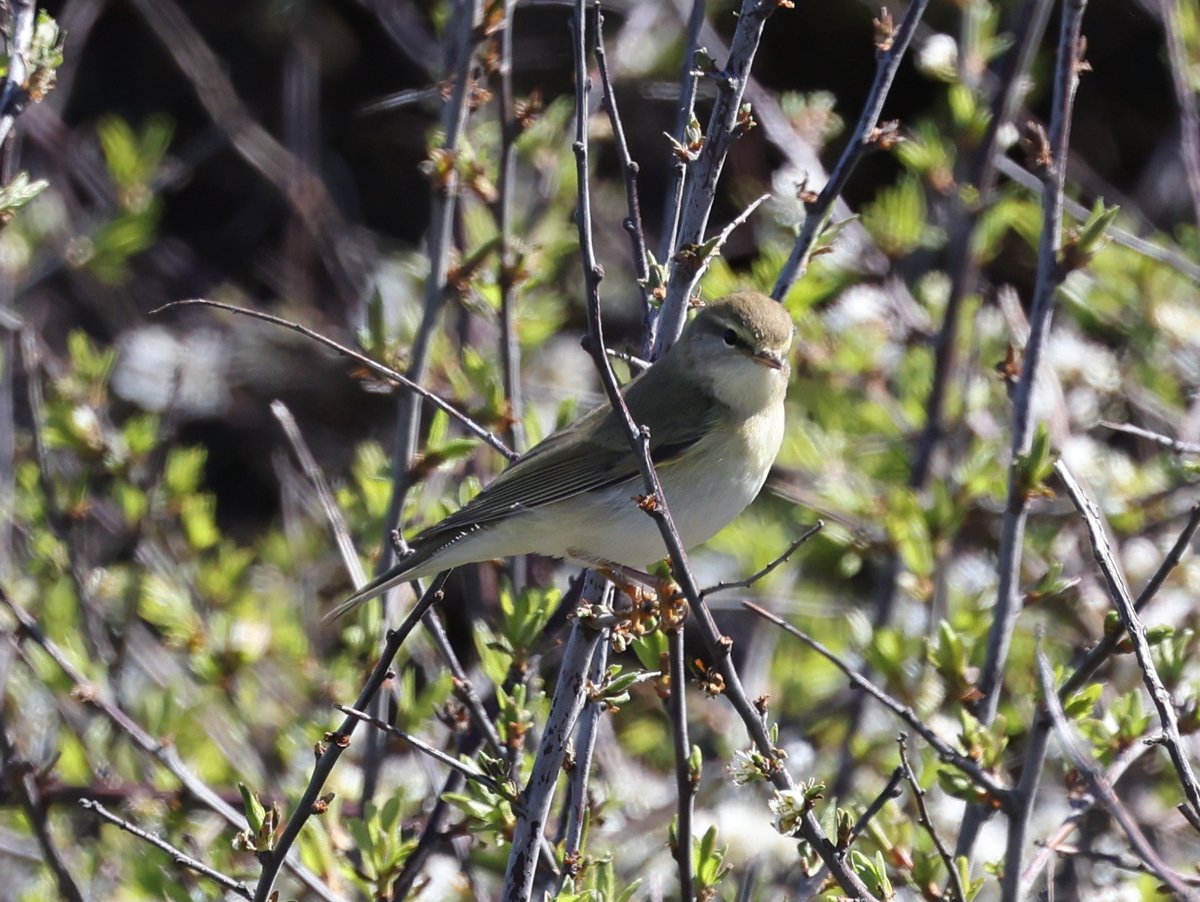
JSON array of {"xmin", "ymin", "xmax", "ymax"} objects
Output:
[{"xmin": 422, "ymin": 407, "xmax": 782, "ymax": 573}]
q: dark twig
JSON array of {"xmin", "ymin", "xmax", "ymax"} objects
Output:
[
  {"xmin": 495, "ymin": 0, "xmax": 525, "ymax": 455},
  {"xmin": 1100, "ymin": 420, "xmax": 1200, "ymax": 455},
  {"xmin": 658, "ymin": 0, "xmax": 707, "ymax": 268},
  {"xmin": 995, "ymin": 500, "xmax": 1200, "ymax": 896},
  {"xmin": 910, "ymin": 0, "xmax": 1055, "ymax": 486},
  {"xmin": 154, "ymin": 299, "xmax": 515, "ymax": 460},
  {"xmin": 421, "ymin": 607, "xmax": 506, "ymax": 758},
  {"xmin": 976, "ymin": 0, "xmax": 1090, "ymax": 723},
  {"xmin": 1035, "ymin": 646, "xmax": 1199, "ymax": 900},
  {"xmin": 0, "ymin": 717, "xmax": 85, "ymax": 902},
  {"xmin": 547, "ymin": 575, "xmax": 612, "ymax": 899},
  {"xmin": 80, "ymin": 799, "xmax": 252, "ymax": 899},
  {"xmin": 701, "ymin": 521, "xmax": 823, "ymax": 598},
  {"xmin": 898, "ymin": 733, "xmax": 966, "ymax": 902},
  {"xmin": 848, "ymin": 766, "xmax": 904, "ymax": 850},
  {"xmin": 772, "ymin": 0, "xmax": 931, "ymax": 301},
  {"xmin": 1060, "ymin": 502, "xmax": 1200, "ymax": 699},
  {"xmin": 252, "ymin": 575, "xmax": 448, "ymax": 902},
  {"xmin": 992, "ymin": 154, "xmax": 1200, "ymax": 281},
  {"xmin": 1053, "ymin": 461, "xmax": 1200, "ymax": 826},
  {"xmin": 335, "ymin": 705, "xmax": 503, "ymax": 794},
  {"xmin": 743, "ymin": 602, "xmax": 1010, "ymax": 804},
  {"xmin": 654, "ymin": 0, "xmax": 778, "ymax": 355}
]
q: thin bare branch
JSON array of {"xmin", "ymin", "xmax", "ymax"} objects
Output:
[
  {"xmin": 977, "ymin": 0, "xmax": 1091, "ymax": 723},
  {"xmin": 335, "ymin": 705, "xmax": 504, "ymax": 794},
  {"xmin": 80, "ymin": 799, "xmax": 252, "ymax": 899},
  {"xmin": 501, "ymin": 619, "xmax": 605, "ymax": 901},
  {"xmin": 701, "ymin": 521, "xmax": 823, "ymax": 598},
  {"xmin": 1035, "ymin": 646, "xmax": 1199, "ymax": 900},
  {"xmin": 1053, "ymin": 460, "xmax": 1200, "ymax": 826},
  {"xmin": 898, "ymin": 733, "xmax": 966, "ymax": 902},
  {"xmin": 1100, "ymin": 420, "xmax": 1200, "ymax": 455},
  {"xmin": 742, "ymin": 601, "xmax": 1011, "ymax": 804},
  {"xmin": 271, "ymin": 400, "xmax": 365, "ymax": 588},
  {"xmin": 154, "ymin": 299, "xmax": 515, "ymax": 460},
  {"xmin": 252, "ymin": 575, "xmax": 448, "ymax": 902},
  {"xmin": 654, "ymin": 0, "xmax": 779, "ymax": 354},
  {"xmin": 772, "ymin": 0, "xmax": 931, "ymax": 301}
]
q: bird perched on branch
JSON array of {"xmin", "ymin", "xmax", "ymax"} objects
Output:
[{"xmin": 329, "ymin": 289, "xmax": 794, "ymax": 619}]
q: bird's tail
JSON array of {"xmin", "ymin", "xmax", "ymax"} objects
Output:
[{"xmin": 323, "ymin": 557, "xmax": 421, "ymax": 621}]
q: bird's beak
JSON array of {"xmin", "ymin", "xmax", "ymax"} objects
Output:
[{"xmin": 752, "ymin": 348, "xmax": 785, "ymax": 370}]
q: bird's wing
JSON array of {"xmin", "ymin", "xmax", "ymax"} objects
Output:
[{"xmin": 414, "ymin": 389, "xmax": 717, "ymax": 543}]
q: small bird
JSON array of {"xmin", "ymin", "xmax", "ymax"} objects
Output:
[{"xmin": 329, "ymin": 290, "xmax": 794, "ymax": 619}]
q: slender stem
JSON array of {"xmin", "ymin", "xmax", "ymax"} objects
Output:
[
  {"xmin": 252, "ymin": 576, "xmax": 448, "ymax": 902},
  {"xmin": 667, "ymin": 622, "xmax": 695, "ymax": 901},
  {"xmin": 1019, "ymin": 731, "xmax": 1155, "ymax": 893},
  {"xmin": 271, "ymin": 400, "xmax": 365, "ymax": 587},
  {"xmin": 592, "ymin": 3, "xmax": 652, "ymax": 326},
  {"xmin": 910, "ymin": 0, "xmax": 1055, "ymax": 487},
  {"xmin": 549, "ymin": 577, "xmax": 611, "ymax": 898},
  {"xmin": 1054, "ymin": 461, "xmax": 1200, "ymax": 825},
  {"xmin": 898, "ymin": 734, "xmax": 966, "ymax": 902},
  {"xmin": 771, "ymin": 0, "xmax": 931, "ymax": 301},
  {"xmin": 382, "ymin": 0, "xmax": 484, "ymax": 606},
  {"xmin": 335, "ymin": 705, "xmax": 503, "ymax": 793},
  {"xmin": 80, "ymin": 799, "xmax": 252, "ymax": 899},
  {"xmin": 656, "ymin": 0, "xmax": 707, "ymax": 319},
  {"xmin": 743, "ymin": 602, "xmax": 1010, "ymax": 803},
  {"xmin": 154, "ymin": 299, "xmax": 515, "ymax": 460},
  {"xmin": 1034, "ymin": 646, "xmax": 1199, "ymax": 900},
  {"xmin": 976, "ymin": 0, "xmax": 1090, "ymax": 722},
  {"xmin": 495, "ymin": 0, "xmax": 526, "ymax": 455},
  {"xmin": 701, "ymin": 521, "xmax": 823, "ymax": 598}
]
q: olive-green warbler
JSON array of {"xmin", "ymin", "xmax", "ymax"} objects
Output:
[{"xmin": 330, "ymin": 289, "xmax": 793, "ymax": 618}]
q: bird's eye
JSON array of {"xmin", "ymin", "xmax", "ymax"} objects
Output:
[{"xmin": 722, "ymin": 328, "xmax": 739, "ymax": 347}]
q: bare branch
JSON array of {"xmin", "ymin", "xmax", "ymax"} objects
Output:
[
  {"xmin": 898, "ymin": 733, "xmax": 966, "ymax": 902},
  {"xmin": 154, "ymin": 299, "xmax": 516, "ymax": 460},
  {"xmin": 252, "ymin": 576, "xmax": 448, "ymax": 902},
  {"xmin": 80, "ymin": 799, "xmax": 252, "ymax": 899},
  {"xmin": 1035, "ymin": 646, "xmax": 1199, "ymax": 900},
  {"xmin": 1053, "ymin": 461, "xmax": 1200, "ymax": 826},
  {"xmin": 743, "ymin": 601, "xmax": 1011, "ymax": 804},
  {"xmin": 977, "ymin": 0, "xmax": 1091, "ymax": 722},
  {"xmin": 701, "ymin": 521, "xmax": 823, "ymax": 598},
  {"xmin": 772, "ymin": 0, "xmax": 931, "ymax": 301}
]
